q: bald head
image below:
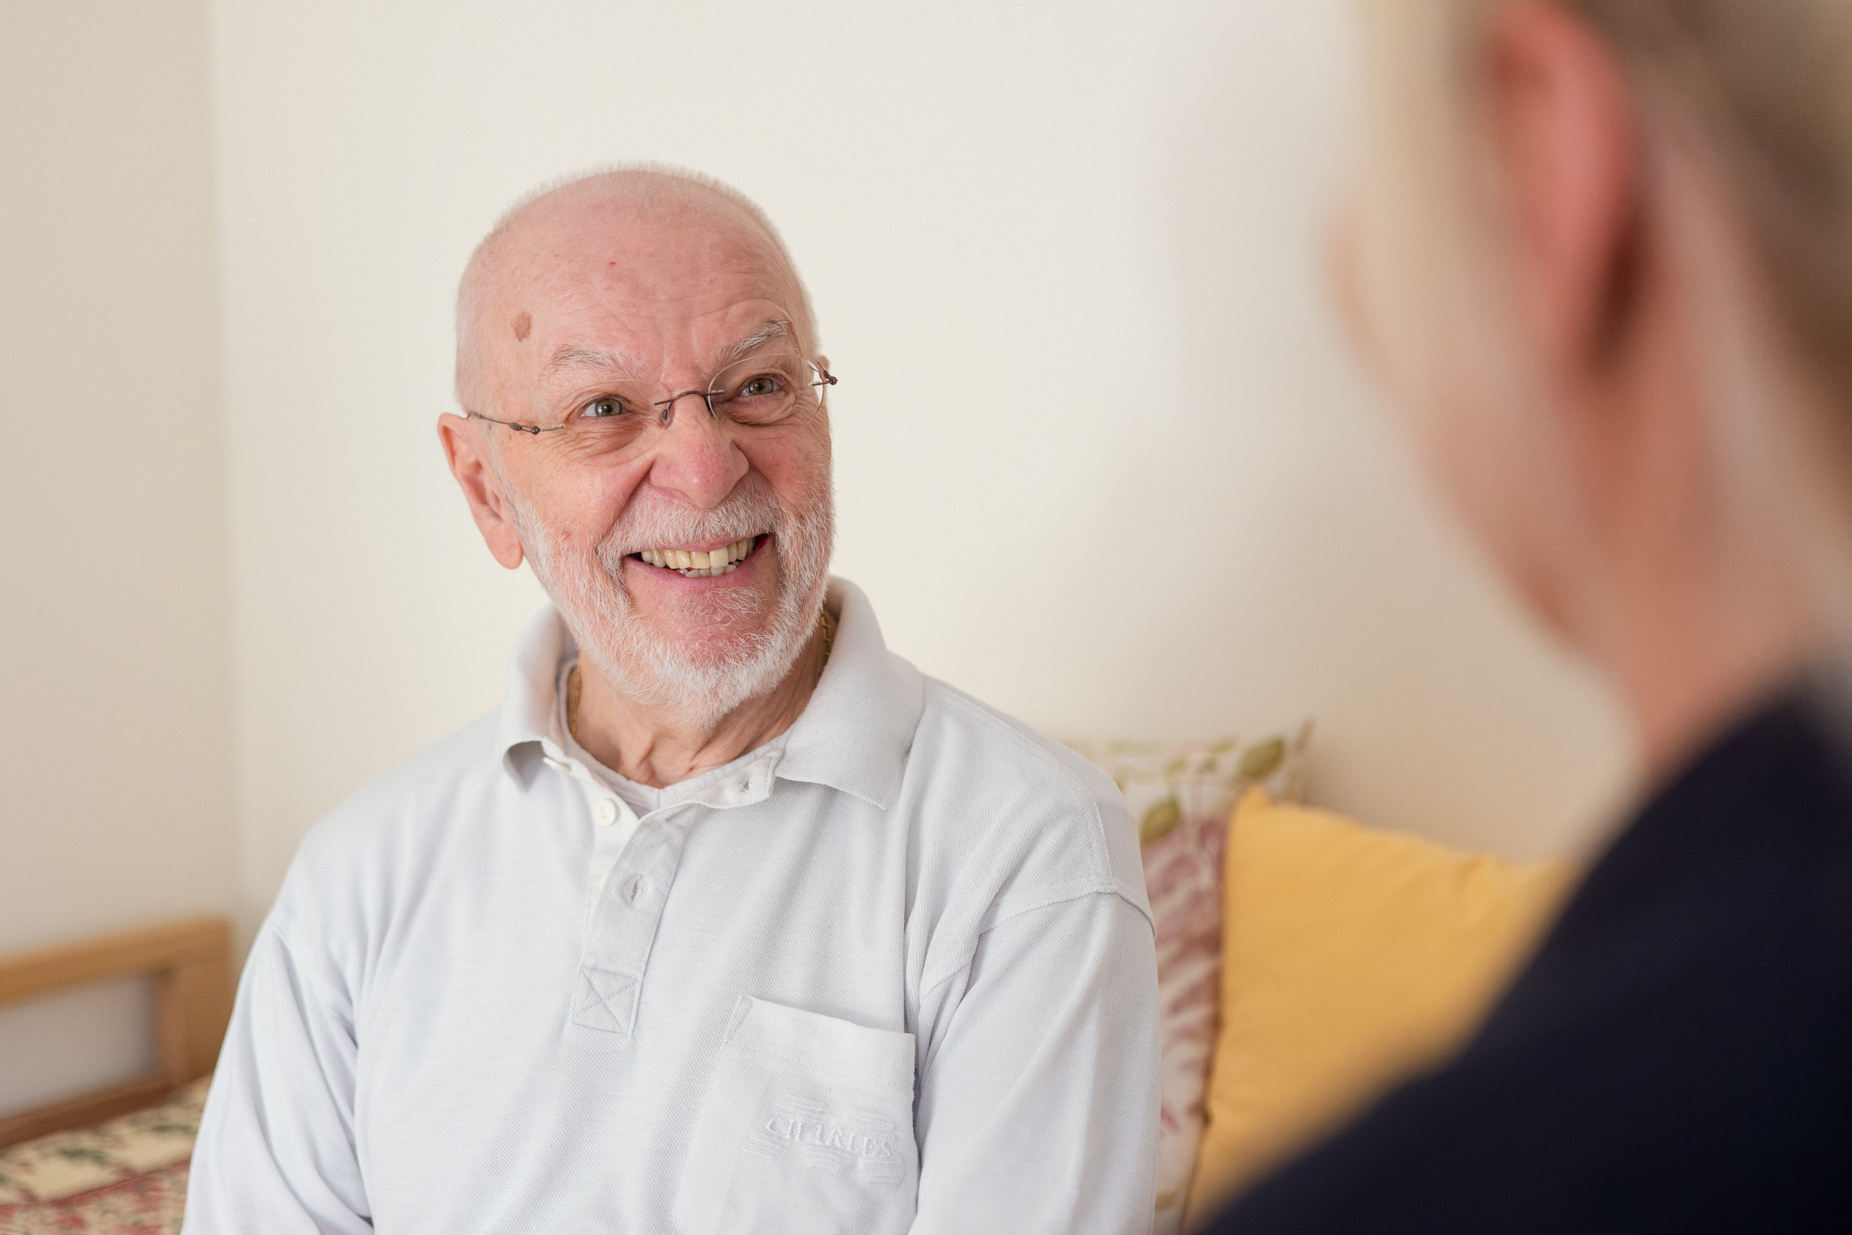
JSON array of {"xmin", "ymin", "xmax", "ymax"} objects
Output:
[{"xmin": 455, "ymin": 166, "xmax": 817, "ymax": 413}]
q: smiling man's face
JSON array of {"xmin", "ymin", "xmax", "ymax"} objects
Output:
[{"xmin": 452, "ymin": 180, "xmax": 834, "ymax": 728}]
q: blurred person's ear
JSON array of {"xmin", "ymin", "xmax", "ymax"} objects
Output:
[{"xmin": 1490, "ymin": 0, "xmax": 1642, "ymax": 387}]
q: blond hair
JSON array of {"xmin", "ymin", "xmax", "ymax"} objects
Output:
[
  {"xmin": 1571, "ymin": 2, "xmax": 1852, "ymax": 398},
  {"xmin": 1352, "ymin": 0, "xmax": 1852, "ymax": 610},
  {"xmin": 1361, "ymin": 0, "xmax": 1852, "ymax": 412}
]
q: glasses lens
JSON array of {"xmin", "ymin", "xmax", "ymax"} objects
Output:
[
  {"xmin": 708, "ymin": 353, "xmax": 824, "ymax": 426},
  {"xmin": 540, "ymin": 355, "xmax": 827, "ymax": 466}
]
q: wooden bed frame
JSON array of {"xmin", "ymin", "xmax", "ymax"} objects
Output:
[{"xmin": 0, "ymin": 917, "xmax": 233, "ymax": 1148}]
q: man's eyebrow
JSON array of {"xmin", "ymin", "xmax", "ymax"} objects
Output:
[
  {"xmin": 722, "ymin": 320, "xmax": 791, "ymax": 362},
  {"xmin": 544, "ymin": 345, "xmax": 649, "ymax": 378}
]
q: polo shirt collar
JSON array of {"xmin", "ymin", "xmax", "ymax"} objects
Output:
[
  {"xmin": 776, "ymin": 578, "xmax": 922, "ymax": 809},
  {"xmin": 496, "ymin": 576, "xmax": 922, "ymax": 809},
  {"xmin": 498, "ymin": 605, "xmax": 578, "ymax": 783}
]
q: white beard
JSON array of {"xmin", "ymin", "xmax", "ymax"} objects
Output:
[{"xmin": 509, "ymin": 472, "xmax": 834, "ymax": 735}]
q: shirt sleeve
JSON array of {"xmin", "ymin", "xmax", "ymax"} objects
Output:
[
  {"xmin": 181, "ymin": 916, "xmax": 373, "ymax": 1234},
  {"xmin": 910, "ymin": 892, "xmax": 1160, "ymax": 1235}
]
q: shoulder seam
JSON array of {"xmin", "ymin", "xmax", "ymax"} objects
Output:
[
  {"xmin": 921, "ymin": 681, "xmax": 1113, "ymax": 879},
  {"xmin": 918, "ymin": 883, "xmax": 1152, "ymax": 997}
]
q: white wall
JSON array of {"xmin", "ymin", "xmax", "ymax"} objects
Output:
[
  {"xmin": 211, "ymin": 0, "xmax": 1634, "ymax": 934},
  {"xmin": 0, "ymin": 0, "xmax": 234, "ymax": 1108}
]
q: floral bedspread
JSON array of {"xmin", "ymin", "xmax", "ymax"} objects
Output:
[{"xmin": 0, "ymin": 1077, "xmax": 207, "ymax": 1234}]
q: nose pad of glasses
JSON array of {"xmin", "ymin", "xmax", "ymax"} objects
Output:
[{"xmin": 655, "ymin": 389, "xmax": 720, "ymax": 429}]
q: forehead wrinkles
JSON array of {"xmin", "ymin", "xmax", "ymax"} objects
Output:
[
  {"xmin": 527, "ymin": 309, "xmax": 796, "ymax": 397},
  {"xmin": 521, "ymin": 255, "xmax": 800, "ymax": 388}
]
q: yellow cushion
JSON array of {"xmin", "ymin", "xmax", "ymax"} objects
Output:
[{"xmin": 1184, "ymin": 791, "xmax": 1576, "ymax": 1227}]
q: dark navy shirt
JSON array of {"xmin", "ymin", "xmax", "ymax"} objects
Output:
[{"xmin": 1202, "ymin": 689, "xmax": 1852, "ymax": 1233}]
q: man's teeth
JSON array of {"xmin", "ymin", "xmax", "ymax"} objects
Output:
[{"xmin": 638, "ymin": 537, "xmax": 758, "ymax": 577}]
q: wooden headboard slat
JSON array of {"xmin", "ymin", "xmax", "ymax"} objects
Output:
[
  {"xmin": 0, "ymin": 916, "xmax": 234, "ymax": 1149},
  {"xmin": 0, "ymin": 918, "xmax": 228, "ymax": 1008}
]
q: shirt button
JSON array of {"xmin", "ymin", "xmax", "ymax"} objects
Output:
[{"xmin": 595, "ymin": 799, "xmax": 619, "ymax": 827}]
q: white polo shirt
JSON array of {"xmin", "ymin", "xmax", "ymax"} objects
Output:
[{"xmin": 183, "ymin": 579, "xmax": 1160, "ymax": 1235}]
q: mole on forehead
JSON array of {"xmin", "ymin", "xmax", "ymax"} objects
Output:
[{"xmin": 511, "ymin": 311, "xmax": 532, "ymax": 342}]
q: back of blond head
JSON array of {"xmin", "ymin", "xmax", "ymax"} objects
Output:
[
  {"xmin": 1580, "ymin": 1, "xmax": 1852, "ymax": 404},
  {"xmin": 1361, "ymin": 0, "xmax": 1852, "ymax": 413},
  {"xmin": 1353, "ymin": 0, "xmax": 1852, "ymax": 615}
]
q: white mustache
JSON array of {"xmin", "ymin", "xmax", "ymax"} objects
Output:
[{"xmin": 601, "ymin": 483, "xmax": 783, "ymax": 560}]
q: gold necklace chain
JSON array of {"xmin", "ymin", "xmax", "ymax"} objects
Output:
[
  {"xmin": 567, "ymin": 659, "xmax": 583, "ymax": 742},
  {"xmin": 568, "ymin": 609, "xmax": 836, "ymax": 742}
]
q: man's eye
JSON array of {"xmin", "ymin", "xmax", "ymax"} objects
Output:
[
  {"xmin": 583, "ymin": 398, "xmax": 626, "ymax": 419},
  {"xmin": 739, "ymin": 376, "xmax": 780, "ymax": 398}
]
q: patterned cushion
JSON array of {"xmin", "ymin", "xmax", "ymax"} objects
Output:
[
  {"xmin": 1071, "ymin": 726, "xmax": 1311, "ymax": 1235},
  {"xmin": 0, "ymin": 1076, "xmax": 208, "ymax": 1234}
]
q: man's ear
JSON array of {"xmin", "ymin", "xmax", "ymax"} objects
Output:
[
  {"xmin": 1489, "ymin": 0, "xmax": 1642, "ymax": 377},
  {"xmin": 437, "ymin": 413, "xmax": 526, "ymax": 570}
]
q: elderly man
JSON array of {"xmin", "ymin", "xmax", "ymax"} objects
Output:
[{"xmin": 183, "ymin": 168, "xmax": 1159, "ymax": 1233}]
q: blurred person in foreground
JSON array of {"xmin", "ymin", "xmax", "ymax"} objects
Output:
[
  {"xmin": 182, "ymin": 167, "xmax": 1159, "ymax": 1234},
  {"xmin": 1206, "ymin": 1, "xmax": 1851, "ymax": 1230}
]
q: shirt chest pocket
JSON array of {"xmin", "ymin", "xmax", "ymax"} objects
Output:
[{"xmin": 674, "ymin": 997, "xmax": 919, "ymax": 1235}]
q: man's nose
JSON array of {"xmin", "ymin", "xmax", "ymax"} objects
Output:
[{"xmin": 645, "ymin": 399, "xmax": 749, "ymax": 509}]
